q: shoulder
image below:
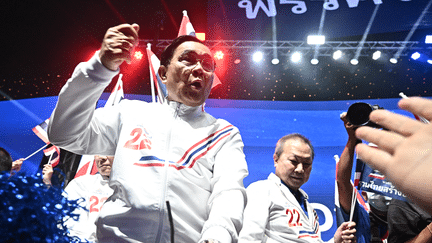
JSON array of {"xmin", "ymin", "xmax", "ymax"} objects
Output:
[{"xmin": 247, "ymin": 178, "xmax": 275, "ymax": 192}]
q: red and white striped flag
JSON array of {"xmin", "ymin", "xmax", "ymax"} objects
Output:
[
  {"xmin": 106, "ymin": 74, "xmax": 124, "ymax": 106},
  {"xmin": 146, "ymin": 46, "xmax": 167, "ymax": 103},
  {"xmin": 32, "ymin": 119, "xmax": 50, "ymax": 144},
  {"xmin": 43, "ymin": 145, "xmax": 60, "ymax": 167}
]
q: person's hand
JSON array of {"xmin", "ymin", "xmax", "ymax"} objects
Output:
[
  {"xmin": 355, "ymin": 97, "xmax": 432, "ymax": 214},
  {"xmin": 99, "ymin": 23, "xmax": 140, "ymax": 71},
  {"xmin": 334, "ymin": 221, "xmax": 357, "ymax": 243},
  {"xmin": 11, "ymin": 158, "xmax": 24, "ymax": 173},
  {"xmin": 340, "ymin": 112, "xmax": 359, "ymax": 143},
  {"xmin": 42, "ymin": 164, "xmax": 53, "ymax": 185}
]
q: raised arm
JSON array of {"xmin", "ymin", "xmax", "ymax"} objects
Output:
[
  {"xmin": 47, "ymin": 24, "xmax": 139, "ymax": 154},
  {"xmin": 337, "ymin": 112, "xmax": 361, "ymax": 214}
]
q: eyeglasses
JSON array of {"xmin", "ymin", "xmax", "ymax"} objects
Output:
[{"xmin": 178, "ymin": 52, "xmax": 216, "ymax": 72}]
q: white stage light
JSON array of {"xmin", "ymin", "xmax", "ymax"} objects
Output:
[
  {"xmin": 426, "ymin": 35, "xmax": 432, "ymax": 44},
  {"xmin": 307, "ymin": 35, "xmax": 325, "ymax": 45},
  {"xmin": 372, "ymin": 51, "xmax": 381, "ymax": 60},
  {"xmin": 271, "ymin": 58, "xmax": 280, "ymax": 65},
  {"xmin": 350, "ymin": 59, "xmax": 359, "ymax": 65},
  {"xmin": 291, "ymin": 52, "xmax": 302, "ymax": 63},
  {"xmin": 390, "ymin": 58, "xmax": 398, "ymax": 64},
  {"xmin": 252, "ymin": 51, "xmax": 263, "ymax": 63},
  {"xmin": 427, "ymin": 60, "xmax": 432, "ymax": 64},
  {"xmin": 333, "ymin": 50, "xmax": 342, "ymax": 60},
  {"xmin": 311, "ymin": 58, "xmax": 319, "ymax": 65},
  {"xmin": 411, "ymin": 52, "xmax": 421, "ymax": 60}
]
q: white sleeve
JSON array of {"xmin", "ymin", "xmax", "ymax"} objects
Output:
[
  {"xmin": 200, "ymin": 127, "xmax": 249, "ymax": 243},
  {"xmin": 238, "ymin": 181, "xmax": 271, "ymax": 243},
  {"xmin": 47, "ymin": 53, "xmax": 120, "ymax": 155}
]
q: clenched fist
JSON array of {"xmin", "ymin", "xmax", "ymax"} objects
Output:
[{"xmin": 99, "ymin": 23, "xmax": 140, "ymax": 71}]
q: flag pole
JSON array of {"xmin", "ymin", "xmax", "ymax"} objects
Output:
[
  {"xmin": 147, "ymin": 43, "xmax": 156, "ymax": 103},
  {"xmin": 47, "ymin": 153, "xmax": 53, "ymax": 165},
  {"xmin": 25, "ymin": 143, "xmax": 49, "ymax": 160},
  {"xmin": 349, "ymin": 187, "xmax": 356, "ymax": 221},
  {"xmin": 399, "ymin": 92, "xmax": 430, "ymax": 124}
]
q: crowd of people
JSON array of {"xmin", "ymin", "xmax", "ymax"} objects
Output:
[{"xmin": 1, "ymin": 23, "xmax": 432, "ymax": 243}]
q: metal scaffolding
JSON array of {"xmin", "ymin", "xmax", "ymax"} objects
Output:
[{"xmin": 140, "ymin": 39, "xmax": 432, "ymax": 57}]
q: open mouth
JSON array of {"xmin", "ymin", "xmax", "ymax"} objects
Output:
[{"xmin": 190, "ymin": 80, "xmax": 203, "ymax": 89}]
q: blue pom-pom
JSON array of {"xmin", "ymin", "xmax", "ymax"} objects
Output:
[{"xmin": 0, "ymin": 172, "xmax": 88, "ymax": 242}]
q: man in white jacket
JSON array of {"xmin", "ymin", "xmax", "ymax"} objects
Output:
[
  {"xmin": 64, "ymin": 155, "xmax": 114, "ymax": 242},
  {"xmin": 239, "ymin": 133, "xmax": 356, "ymax": 243},
  {"xmin": 48, "ymin": 23, "xmax": 248, "ymax": 243}
]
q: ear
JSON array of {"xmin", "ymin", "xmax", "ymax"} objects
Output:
[
  {"xmin": 273, "ymin": 154, "xmax": 278, "ymax": 167},
  {"xmin": 158, "ymin": 65, "xmax": 168, "ymax": 83}
]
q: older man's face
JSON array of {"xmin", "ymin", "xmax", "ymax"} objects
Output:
[
  {"xmin": 95, "ymin": 155, "xmax": 114, "ymax": 177},
  {"xmin": 161, "ymin": 41, "xmax": 215, "ymax": 107},
  {"xmin": 274, "ymin": 139, "xmax": 313, "ymax": 191}
]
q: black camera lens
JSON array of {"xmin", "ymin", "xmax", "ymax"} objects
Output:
[{"xmin": 347, "ymin": 102, "xmax": 373, "ymax": 126}]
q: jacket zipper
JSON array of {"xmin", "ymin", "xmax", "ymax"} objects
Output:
[{"xmin": 155, "ymin": 102, "xmax": 181, "ymax": 242}]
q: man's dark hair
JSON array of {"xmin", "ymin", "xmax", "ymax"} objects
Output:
[
  {"xmin": 274, "ymin": 133, "xmax": 315, "ymax": 161},
  {"xmin": 0, "ymin": 147, "xmax": 13, "ymax": 172},
  {"xmin": 160, "ymin": 35, "xmax": 205, "ymax": 67}
]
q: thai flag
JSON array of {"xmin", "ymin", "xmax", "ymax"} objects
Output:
[
  {"xmin": 43, "ymin": 145, "xmax": 60, "ymax": 167},
  {"xmin": 146, "ymin": 46, "xmax": 167, "ymax": 103},
  {"xmin": 32, "ymin": 118, "xmax": 50, "ymax": 144},
  {"xmin": 178, "ymin": 10, "xmax": 222, "ymax": 89},
  {"xmin": 334, "ymin": 155, "xmax": 370, "ymax": 228},
  {"xmin": 105, "ymin": 74, "xmax": 124, "ymax": 106}
]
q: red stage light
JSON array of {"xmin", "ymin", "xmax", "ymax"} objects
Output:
[
  {"xmin": 134, "ymin": 51, "xmax": 143, "ymax": 61},
  {"xmin": 214, "ymin": 51, "xmax": 224, "ymax": 60}
]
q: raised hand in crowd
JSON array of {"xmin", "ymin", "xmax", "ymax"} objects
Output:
[
  {"xmin": 99, "ymin": 23, "xmax": 140, "ymax": 71},
  {"xmin": 355, "ymin": 97, "xmax": 432, "ymax": 215}
]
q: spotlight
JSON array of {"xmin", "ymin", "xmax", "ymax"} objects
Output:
[
  {"xmin": 333, "ymin": 50, "xmax": 342, "ymax": 60},
  {"xmin": 310, "ymin": 58, "xmax": 319, "ymax": 65},
  {"xmin": 411, "ymin": 52, "xmax": 421, "ymax": 60},
  {"xmin": 427, "ymin": 60, "xmax": 432, "ymax": 64},
  {"xmin": 372, "ymin": 51, "xmax": 381, "ymax": 60},
  {"xmin": 291, "ymin": 52, "xmax": 302, "ymax": 63},
  {"xmin": 271, "ymin": 58, "xmax": 280, "ymax": 65},
  {"xmin": 307, "ymin": 35, "xmax": 325, "ymax": 45},
  {"xmin": 214, "ymin": 51, "xmax": 224, "ymax": 60},
  {"xmin": 133, "ymin": 51, "xmax": 143, "ymax": 61},
  {"xmin": 390, "ymin": 58, "xmax": 398, "ymax": 64},
  {"xmin": 252, "ymin": 51, "xmax": 263, "ymax": 63},
  {"xmin": 426, "ymin": 35, "xmax": 432, "ymax": 44},
  {"xmin": 350, "ymin": 59, "xmax": 359, "ymax": 65}
]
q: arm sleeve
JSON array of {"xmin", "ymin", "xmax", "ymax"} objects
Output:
[
  {"xmin": 47, "ymin": 53, "xmax": 121, "ymax": 155},
  {"xmin": 238, "ymin": 181, "xmax": 271, "ymax": 243},
  {"xmin": 200, "ymin": 127, "xmax": 249, "ymax": 243}
]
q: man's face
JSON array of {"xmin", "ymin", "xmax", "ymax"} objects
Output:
[
  {"xmin": 274, "ymin": 139, "xmax": 313, "ymax": 191},
  {"xmin": 95, "ymin": 155, "xmax": 114, "ymax": 177},
  {"xmin": 160, "ymin": 41, "xmax": 214, "ymax": 107}
]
